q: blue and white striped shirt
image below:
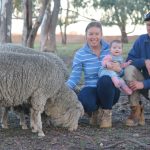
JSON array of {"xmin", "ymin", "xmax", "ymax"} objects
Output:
[{"xmin": 66, "ymin": 39, "xmax": 109, "ymax": 89}]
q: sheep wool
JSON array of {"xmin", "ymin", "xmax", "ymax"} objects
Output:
[
  {"xmin": 0, "ymin": 43, "xmax": 69, "ymax": 80},
  {"xmin": 0, "ymin": 52, "xmax": 64, "ymax": 136},
  {"xmin": 0, "ymin": 44, "xmax": 84, "ymax": 136}
]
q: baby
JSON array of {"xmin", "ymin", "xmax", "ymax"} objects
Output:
[{"xmin": 98, "ymin": 40, "xmax": 132, "ymax": 95}]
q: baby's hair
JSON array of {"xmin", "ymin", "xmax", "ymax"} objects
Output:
[{"xmin": 110, "ymin": 40, "xmax": 122, "ymax": 47}]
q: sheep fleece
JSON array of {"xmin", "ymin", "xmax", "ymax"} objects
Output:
[
  {"xmin": 0, "ymin": 52, "xmax": 63, "ymax": 110},
  {"xmin": 0, "ymin": 43, "xmax": 69, "ymax": 80},
  {"xmin": 0, "ymin": 44, "xmax": 84, "ymax": 131}
]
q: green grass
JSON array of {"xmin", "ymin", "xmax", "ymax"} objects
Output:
[
  {"xmin": 56, "ymin": 43, "xmax": 83, "ymax": 58},
  {"xmin": 122, "ymin": 41, "xmax": 133, "ymax": 59},
  {"xmin": 56, "ymin": 41, "xmax": 133, "ymax": 59},
  {"xmin": 34, "ymin": 40, "xmax": 133, "ymax": 61}
]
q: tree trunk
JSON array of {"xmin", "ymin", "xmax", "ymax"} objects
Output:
[
  {"xmin": 120, "ymin": 25, "xmax": 128, "ymax": 43},
  {"xmin": 27, "ymin": 0, "xmax": 49, "ymax": 48},
  {"xmin": 62, "ymin": 0, "xmax": 69, "ymax": 45},
  {"xmin": 22, "ymin": 0, "xmax": 32, "ymax": 46},
  {"xmin": 0, "ymin": 0, "xmax": 12, "ymax": 43},
  {"xmin": 40, "ymin": 0, "xmax": 60, "ymax": 52},
  {"xmin": 49, "ymin": 0, "xmax": 60, "ymax": 52},
  {"xmin": 22, "ymin": 0, "xmax": 48, "ymax": 48},
  {"xmin": 40, "ymin": 1, "xmax": 51, "ymax": 51}
]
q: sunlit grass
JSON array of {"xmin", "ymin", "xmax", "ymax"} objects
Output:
[
  {"xmin": 56, "ymin": 41, "xmax": 133, "ymax": 60},
  {"xmin": 56, "ymin": 43, "xmax": 83, "ymax": 58}
]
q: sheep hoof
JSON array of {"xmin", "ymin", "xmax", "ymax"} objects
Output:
[
  {"xmin": 22, "ymin": 125, "xmax": 28, "ymax": 130},
  {"xmin": 32, "ymin": 129, "xmax": 37, "ymax": 133},
  {"xmin": 38, "ymin": 132, "xmax": 45, "ymax": 137},
  {"xmin": 2, "ymin": 124, "xmax": 8, "ymax": 129},
  {"xmin": 68, "ymin": 125, "xmax": 78, "ymax": 132}
]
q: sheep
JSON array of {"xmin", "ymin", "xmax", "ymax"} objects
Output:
[
  {"xmin": 0, "ymin": 43, "xmax": 69, "ymax": 129},
  {"xmin": 0, "ymin": 52, "xmax": 65, "ymax": 136},
  {"xmin": 0, "ymin": 44, "xmax": 84, "ymax": 136}
]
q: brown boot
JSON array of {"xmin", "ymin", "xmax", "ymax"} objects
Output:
[
  {"xmin": 126, "ymin": 104, "xmax": 145, "ymax": 126},
  {"xmin": 89, "ymin": 110, "xmax": 98, "ymax": 126},
  {"xmin": 99, "ymin": 109, "xmax": 112, "ymax": 128}
]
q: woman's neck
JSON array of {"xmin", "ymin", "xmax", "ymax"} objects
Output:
[{"xmin": 92, "ymin": 45, "xmax": 101, "ymax": 57}]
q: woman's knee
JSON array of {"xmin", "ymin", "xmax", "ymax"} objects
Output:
[
  {"xmin": 97, "ymin": 76, "xmax": 113, "ymax": 88},
  {"xmin": 78, "ymin": 87, "xmax": 98, "ymax": 112}
]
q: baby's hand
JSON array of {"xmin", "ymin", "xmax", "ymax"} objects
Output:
[
  {"xmin": 127, "ymin": 60, "xmax": 132, "ymax": 65},
  {"xmin": 106, "ymin": 62, "xmax": 112, "ymax": 68},
  {"xmin": 121, "ymin": 60, "xmax": 132, "ymax": 68}
]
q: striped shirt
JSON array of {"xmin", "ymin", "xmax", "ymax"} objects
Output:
[{"xmin": 66, "ymin": 39, "xmax": 109, "ymax": 89}]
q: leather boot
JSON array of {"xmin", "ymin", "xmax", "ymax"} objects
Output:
[
  {"xmin": 99, "ymin": 109, "xmax": 112, "ymax": 128},
  {"xmin": 89, "ymin": 110, "xmax": 98, "ymax": 126},
  {"xmin": 126, "ymin": 104, "xmax": 145, "ymax": 126}
]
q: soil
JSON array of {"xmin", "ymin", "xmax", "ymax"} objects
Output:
[{"xmin": 0, "ymin": 94, "xmax": 150, "ymax": 150}]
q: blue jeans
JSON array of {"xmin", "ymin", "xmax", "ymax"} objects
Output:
[{"xmin": 78, "ymin": 76, "xmax": 120, "ymax": 113}]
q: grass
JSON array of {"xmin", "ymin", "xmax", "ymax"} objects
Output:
[
  {"xmin": 34, "ymin": 39, "xmax": 134, "ymax": 63},
  {"xmin": 56, "ymin": 41, "xmax": 133, "ymax": 60},
  {"xmin": 56, "ymin": 43, "xmax": 83, "ymax": 58}
]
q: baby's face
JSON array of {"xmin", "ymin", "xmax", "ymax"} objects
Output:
[{"xmin": 110, "ymin": 42, "xmax": 123, "ymax": 56}]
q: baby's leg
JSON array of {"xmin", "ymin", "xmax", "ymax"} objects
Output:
[
  {"xmin": 111, "ymin": 76, "xmax": 121, "ymax": 88},
  {"xmin": 119, "ymin": 79, "xmax": 132, "ymax": 95}
]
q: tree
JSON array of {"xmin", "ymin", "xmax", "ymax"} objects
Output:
[
  {"xmin": 22, "ymin": 0, "xmax": 48, "ymax": 48},
  {"xmin": 93, "ymin": 0, "xmax": 150, "ymax": 43},
  {"xmin": 58, "ymin": 0, "xmax": 78, "ymax": 45},
  {"xmin": 0, "ymin": 0, "xmax": 13, "ymax": 43},
  {"xmin": 40, "ymin": 0, "xmax": 60, "ymax": 52}
]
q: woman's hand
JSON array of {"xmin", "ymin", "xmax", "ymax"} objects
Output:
[
  {"xmin": 128, "ymin": 80, "xmax": 144, "ymax": 91},
  {"xmin": 107, "ymin": 61, "xmax": 121, "ymax": 72},
  {"xmin": 145, "ymin": 59, "xmax": 150, "ymax": 75}
]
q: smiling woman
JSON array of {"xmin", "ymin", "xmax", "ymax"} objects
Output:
[{"xmin": 66, "ymin": 21, "xmax": 122, "ymax": 129}]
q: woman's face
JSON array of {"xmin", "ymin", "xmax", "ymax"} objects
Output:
[{"xmin": 86, "ymin": 27, "xmax": 102, "ymax": 48}]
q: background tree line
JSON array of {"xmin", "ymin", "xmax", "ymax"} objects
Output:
[{"xmin": 0, "ymin": 0, "xmax": 149, "ymax": 53}]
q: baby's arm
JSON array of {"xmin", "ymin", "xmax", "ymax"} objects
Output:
[
  {"xmin": 121, "ymin": 60, "xmax": 132, "ymax": 68},
  {"xmin": 102, "ymin": 55, "xmax": 113, "ymax": 68}
]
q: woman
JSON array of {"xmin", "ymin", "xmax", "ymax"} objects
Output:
[{"xmin": 66, "ymin": 21, "xmax": 122, "ymax": 128}]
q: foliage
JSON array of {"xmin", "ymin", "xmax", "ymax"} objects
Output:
[
  {"xmin": 13, "ymin": 0, "xmax": 41, "ymax": 18},
  {"xmin": 72, "ymin": 0, "xmax": 92, "ymax": 9},
  {"xmin": 92, "ymin": 0, "xmax": 150, "ymax": 26}
]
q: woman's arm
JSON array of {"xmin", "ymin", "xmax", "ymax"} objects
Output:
[{"xmin": 66, "ymin": 53, "xmax": 82, "ymax": 90}]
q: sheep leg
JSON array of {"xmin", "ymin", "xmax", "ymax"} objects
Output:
[
  {"xmin": 1, "ymin": 107, "xmax": 9, "ymax": 129},
  {"xmin": 30, "ymin": 108, "xmax": 45, "ymax": 137},
  {"xmin": 30, "ymin": 108, "xmax": 37, "ymax": 132},
  {"xmin": 31, "ymin": 109, "xmax": 44, "ymax": 137},
  {"xmin": 36, "ymin": 110, "xmax": 44, "ymax": 137},
  {"xmin": 19, "ymin": 111, "xmax": 28, "ymax": 129}
]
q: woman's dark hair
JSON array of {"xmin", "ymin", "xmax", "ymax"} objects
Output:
[{"xmin": 85, "ymin": 21, "xmax": 102, "ymax": 33}]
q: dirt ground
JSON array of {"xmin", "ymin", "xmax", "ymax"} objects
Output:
[{"xmin": 0, "ymin": 94, "xmax": 150, "ymax": 150}]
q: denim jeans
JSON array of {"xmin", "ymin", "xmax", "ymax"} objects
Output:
[{"xmin": 78, "ymin": 76, "xmax": 120, "ymax": 113}]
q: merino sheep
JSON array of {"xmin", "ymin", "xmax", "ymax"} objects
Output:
[
  {"xmin": 0, "ymin": 52, "xmax": 65, "ymax": 136},
  {"xmin": 0, "ymin": 43, "xmax": 68, "ymax": 129},
  {"xmin": 0, "ymin": 44, "xmax": 84, "ymax": 136}
]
